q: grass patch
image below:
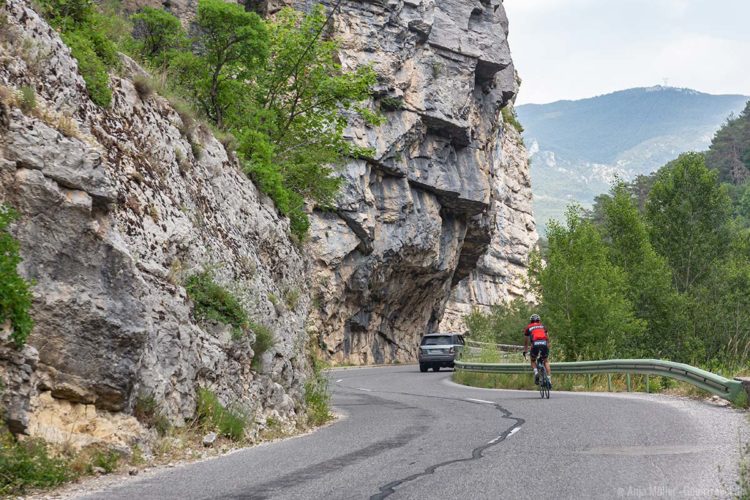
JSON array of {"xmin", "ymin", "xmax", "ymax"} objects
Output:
[
  {"xmin": 0, "ymin": 433, "xmax": 72, "ymax": 496},
  {"xmin": 195, "ymin": 388, "xmax": 247, "ymax": 441},
  {"xmin": 304, "ymin": 349, "xmax": 332, "ymax": 426},
  {"xmin": 453, "ymin": 370, "xmax": 715, "ymax": 398},
  {"xmin": 18, "ymin": 85, "xmax": 36, "ymax": 113}
]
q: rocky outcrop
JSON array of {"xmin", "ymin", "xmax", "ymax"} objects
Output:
[
  {"xmin": 303, "ymin": 0, "xmax": 535, "ymax": 363},
  {"xmin": 439, "ymin": 117, "xmax": 538, "ymax": 332},
  {"xmin": 0, "ymin": 0, "xmax": 309, "ymax": 445}
]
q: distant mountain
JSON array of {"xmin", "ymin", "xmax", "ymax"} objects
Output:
[{"xmin": 517, "ymin": 86, "xmax": 749, "ymax": 232}]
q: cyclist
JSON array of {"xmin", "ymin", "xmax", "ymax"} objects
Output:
[{"xmin": 523, "ymin": 314, "xmax": 551, "ymax": 387}]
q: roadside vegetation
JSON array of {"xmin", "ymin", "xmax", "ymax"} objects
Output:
[
  {"xmin": 462, "ymin": 110, "xmax": 750, "ymax": 384},
  {"xmin": 0, "ymin": 205, "xmax": 33, "ymax": 346}
]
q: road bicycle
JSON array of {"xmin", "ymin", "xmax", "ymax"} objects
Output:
[{"xmin": 524, "ymin": 352, "xmax": 551, "ymax": 399}]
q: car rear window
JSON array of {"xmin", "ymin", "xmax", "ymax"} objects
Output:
[{"xmin": 421, "ymin": 336, "xmax": 452, "ymax": 346}]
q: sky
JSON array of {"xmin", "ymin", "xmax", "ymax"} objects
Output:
[{"xmin": 503, "ymin": 0, "xmax": 750, "ymax": 104}]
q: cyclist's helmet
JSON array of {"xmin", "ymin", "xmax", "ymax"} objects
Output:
[{"xmin": 530, "ymin": 314, "xmax": 541, "ymax": 323}]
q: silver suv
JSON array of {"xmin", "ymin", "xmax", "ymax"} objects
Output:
[{"xmin": 418, "ymin": 333, "xmax": 465, "ymax": 372}]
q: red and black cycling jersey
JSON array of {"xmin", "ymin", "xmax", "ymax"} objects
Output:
[{"xmin": 524, "ymin": 322, "xmax": 548, "ymax": 343}]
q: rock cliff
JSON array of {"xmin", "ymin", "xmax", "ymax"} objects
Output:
[
  {"xmin": 0, "ymin": 0, "xmax": 310, "ymax": 447},
  {"xmin": 440, "ymin": 117, "xmax": 538, "ymax": 332},
  {"xmin": 304, "ymin": 0, "xmax": 536, "ymax": 363},
  {"xmin": 0, "ymin": 0, "xmax": 537, "ymax": 447}
]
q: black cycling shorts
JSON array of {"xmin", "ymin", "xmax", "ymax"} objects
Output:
[{"xmin": 530, "ymin": 341, "xmax": 549, "ymax": 360}]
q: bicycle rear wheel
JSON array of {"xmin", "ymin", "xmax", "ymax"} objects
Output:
[
  {"xmin": 538, "ymin": 367, "xmax": 546, "ymax": 398},
  {"xmin": 543, "ymin": 379, "xmax": 550, "ymax": 399}
]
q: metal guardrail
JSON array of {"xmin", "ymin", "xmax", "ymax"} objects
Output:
[{"xmin": 455, "ymin": 358, "xmax": 747, "ymax": 404}]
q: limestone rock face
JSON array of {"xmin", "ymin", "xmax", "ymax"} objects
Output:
[
  {"xmin": 440, "ymin": 119, "xmax": 538, "ymax": 332},
  {"xmin": 0, "ymin": 0, "xmax": 310, "ymax": 441},
  {"xmin": 301, "ymin": 0, "xmax": 535, "ymax": 363}
]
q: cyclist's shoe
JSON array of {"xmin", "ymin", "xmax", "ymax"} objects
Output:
[
  {"xmin": 548, "ymin": 380, "xmax": 553, "ymax": 389},
  {"xmin": 534, "ymin": 373, "xmax": 540, "ymax": 385}
]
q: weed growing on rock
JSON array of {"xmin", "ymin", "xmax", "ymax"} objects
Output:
[
  {"xmin": 304, "ymin": 350, "xmax": 332, "ymax": 426},
  {"xmin": 195, "ymin": 388, "xmax": 247, "ymax": 441},
  {"xmin": 184, "ymin": 270, "xmax": 249, "ymax": 339},
  {"xmin": 284, "ymin": 287, "xmax": 300, "ymax": 310},
  {"xmin": 18, "ymin": 85, "xmax": 36, "ymax": 113},
  {"xmin": 249, "ymin": 321, "xmax": 275, "ymax": 368},
  {"xmin": 501, "ymin": 106, "xmax": 524, "ymax": 134},
  {"xmin": 134, "ymin": 394, "xmax": 171, "ymax": 436}
]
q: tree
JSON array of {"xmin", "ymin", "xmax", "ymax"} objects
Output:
[
  {"xmin": 706, "ymin": 101, "xmax": 750, "ymax": 185},
  {"xmin": 529, "ymin": 206, "xmax": 645, "ymax": 360},
  {"xmin": 600, "ymin": 183, "xmax": 690, "ymax": 359},
  {"xmin": 131, "ymin": 7, "xmax": 186, "ymax": 62},
  {"xmin": 645, "ymin": 152, "xmax": 733, "ymax": 293},
  {"xmin": 464, "ymin": 299, "xmax": 534, "ymax": 345},
  {"xmin": 237, "ymin": 5, "xmax": 379, "ymax": 238}
]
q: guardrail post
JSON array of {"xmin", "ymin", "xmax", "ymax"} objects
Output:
[
  {"xmin": 587, "ymin": 374, "xmax": 592, "ymax": 389},
  {"xmin": 645, "ymin": 375, "xmax": 650, "ymax": 393},
  {"xmin": 607, "ymin": 374, "xmax": 612, "ymax": 392},
  {"xmin": 626, "ymin": 374, "xmax": 631, "ymax": 392}
]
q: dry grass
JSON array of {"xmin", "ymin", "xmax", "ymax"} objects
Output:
[
  {"xmin": 133, "ymin": 75, "xmax": 154, "ymax": 100},
  {"xmin": 0, "ymin": 84, "xmax": 85, "ymax": 140}
]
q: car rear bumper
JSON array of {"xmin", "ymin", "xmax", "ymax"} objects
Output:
[{"xmin": 419, "ymin": 355, "xmax": 456, "ymax": 366}]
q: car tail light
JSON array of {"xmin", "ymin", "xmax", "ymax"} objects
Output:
[{"xmin": 448, "ymin": 347, "xmax": 454, "ymax": 354}]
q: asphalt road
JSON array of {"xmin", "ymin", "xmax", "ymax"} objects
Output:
[{"xmin": 78, "ymin": 366, "xmax": 749, "ymax": 499}]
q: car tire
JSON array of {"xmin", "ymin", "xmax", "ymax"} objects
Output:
[
  {"xmin": 419, "ymin": 363, "xmax": 428, "ymax": 373},
  {"xmin": 433, "ymin": 366, "xmax": 440, "ymax": 372}
]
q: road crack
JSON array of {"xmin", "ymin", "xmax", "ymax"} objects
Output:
[{"xmin": 334, "ymin": 384, "xmax": 525, "ymax": 500}]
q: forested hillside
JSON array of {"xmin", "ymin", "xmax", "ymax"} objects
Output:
[
  {"xmin": 517, "ymin": 86, "xmax": 749, "ymax": 232},
  {"xmin": 469, "ymin": 112, "xmax": 750, "ymax": 375}
]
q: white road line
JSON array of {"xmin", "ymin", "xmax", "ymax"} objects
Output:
[
  {"xmin": 357, "ymin": 387, "xmax": 372, "ymax": 392},
  {"xmin": 336, "ymin": 379, "xmax": 343, "ymax": 383},
  {"xmin": 487, "ymin": 427, "xmax": 521, "ymax": 445},
  {"xmin": 466, "ymin": 398, "xmax": 495, "ymax": 405}
]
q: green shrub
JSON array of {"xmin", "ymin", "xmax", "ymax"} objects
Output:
[
  {"xmin": 184, "ymin": 270, "xmax": 249, "ymax": 338},
  {"xmin": 195, "ymin": 388, "xmax": 246, "ymax": 441},
  {"xmin": 36, "ymin": 0, "xmax": 117, "ymax": 107},
  {"xmin": 0, "ymin": 433, "xmax": 73, "ymax": 496},
  {"xmin": 61, "ymin": 30, "xmax": 112, "ymax": 107},
  {"xmin": 379, "ymin": 96, "xmax": 403, "ymax": 111},
  {"xmin": 0, "ymin": 206, "xmax": 34, "ymax": 346}
]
